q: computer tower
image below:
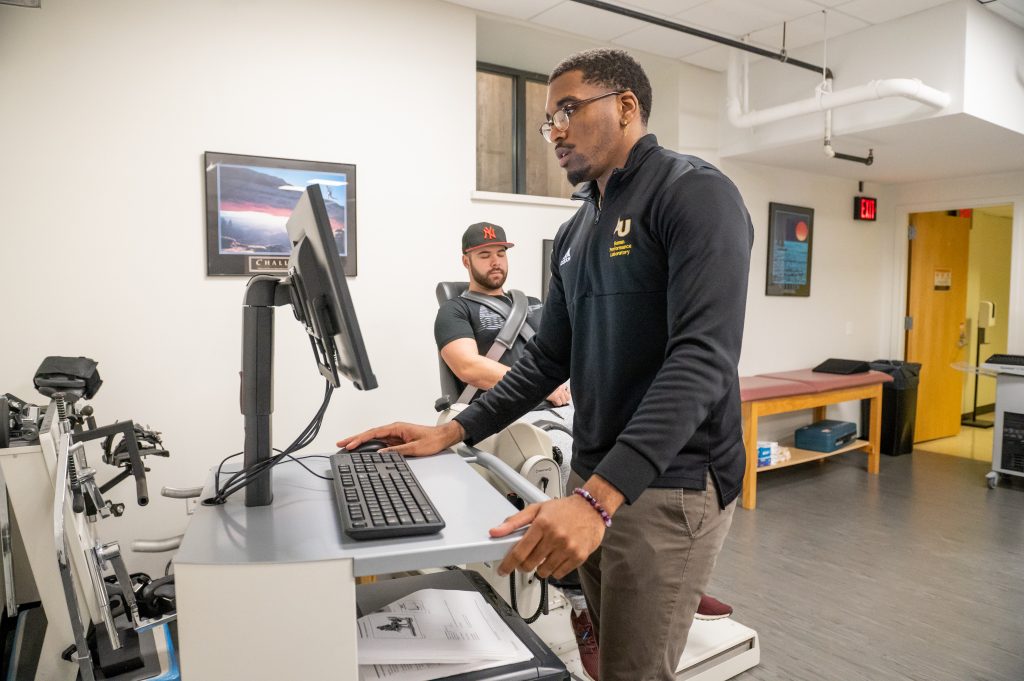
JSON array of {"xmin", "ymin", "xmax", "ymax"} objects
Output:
[{"xmin": 992, "ymin": 373, "xmax": 1024, "ymax": 478}]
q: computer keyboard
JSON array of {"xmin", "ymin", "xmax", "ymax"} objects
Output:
[
  {"xmin": 985, "ymin": 354, "xmax": 1024, "ymax": 366},
  {"xmin": 330, "ymin": 449, "xmax": 446, "ymax": 540}
]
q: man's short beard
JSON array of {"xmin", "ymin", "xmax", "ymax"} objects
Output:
[
  {"xmin": 471, "ymin": 267, "xmax": 507, "ymax": 291},
  {"xmin": 567, "ymin": 164, "xmax": 592, "ymax": 186}
]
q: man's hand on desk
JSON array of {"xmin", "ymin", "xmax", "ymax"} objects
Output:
[
  {"xmin": 489, "ymin": 476, "xmax": 624, "ymax": 580},
  {"xmin": 545, "ymin": 384, "xmax": 571, "ymax": 407},
  {"xmin": 336, "ymin": 420, "xmax": 465, "ymax": 457}
]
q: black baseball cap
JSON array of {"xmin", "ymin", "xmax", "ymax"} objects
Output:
[{"xmin": 462, "ymin": 222, "xmax": 515, "ymax": 253}]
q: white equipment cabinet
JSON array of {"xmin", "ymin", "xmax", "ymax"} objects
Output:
[{"xmin": 983, "ymin": 356, "xmax": 1024, "ymax": 488}]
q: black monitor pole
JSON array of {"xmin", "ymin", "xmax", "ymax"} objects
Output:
[
  {"xmin": 962, "ymin": 325, "xmax": 994, "ymax": 429},
  {"xmin": 241, "ymin": 275, "xmax": 293, "ymax": 506}
]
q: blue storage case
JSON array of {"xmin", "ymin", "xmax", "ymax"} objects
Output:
[{"xmin": 794, "ymin": 419, "xmax": 858, "ymax": 452}]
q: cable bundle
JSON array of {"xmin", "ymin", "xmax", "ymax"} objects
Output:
[{"xmin": 206, "ymin": 380, "xmax": 335, "ymax": 504}]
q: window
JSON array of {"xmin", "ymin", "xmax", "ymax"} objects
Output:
[{"xmin": 476, "ymin": 63, "xmax": 575, "ymax": 199}]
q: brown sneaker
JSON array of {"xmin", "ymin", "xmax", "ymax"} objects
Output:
[
  {"xmin": 695, "ymin": 594, "xmax": 733, "ymax": 620},
  {"xmin": 570, "ymin": 609, "xmax": 599, "ymax": 680}
]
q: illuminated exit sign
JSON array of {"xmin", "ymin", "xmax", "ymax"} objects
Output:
[{"xmin": 853, "ymin": 196, "xmax": 877, "ymax": 221}]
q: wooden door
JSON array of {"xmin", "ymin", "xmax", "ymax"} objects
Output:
[{"xmin": 906, "ymin": 211, "xmax": 970, "ymax": 442}]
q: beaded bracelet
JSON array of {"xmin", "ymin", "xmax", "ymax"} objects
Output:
[{"xmin": 572, "ymin": 487, "xmax": 612, "ymax": 528}]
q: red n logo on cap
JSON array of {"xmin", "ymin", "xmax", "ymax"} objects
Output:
[{"xmin": 483, "ymin": 226, "xmax": 496, "ymax": 240}]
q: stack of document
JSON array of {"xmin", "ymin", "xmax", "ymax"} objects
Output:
[{"xmin": 358, "ymin": 588, "xmax": 533, "ymax": 681}]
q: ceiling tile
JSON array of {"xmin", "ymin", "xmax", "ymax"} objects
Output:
[
  {"xmin": 617, "ymin": 0, "xmax": 710, "ymax": 17},
  {"xmin": 612, "ymin": 23, "xmax": 711, "ymax": 57},
  {"xmin": 681, "ymin": 44, "xmax": 733, "ymax": 70},
  {"xmin": 442, "ymin": 0, "xmax": 563, "ymax": 21},
  {"xmin": 832, "ymin": 0, "xmax": 951, "ymax": 25},
  {"xmin": 674, "ymin": 0, "xmax": 795, "ymax": 37},
  {"xmin": 745, "ymin": 0, "xmax": 825, "ymax": 17},
  {"xmin": 748, "ymin": 8, "xmax": 868, "ymax": 51},
  {"xmin": 530, "ymin": 2, "xmax": 649, "ymax": 40}
]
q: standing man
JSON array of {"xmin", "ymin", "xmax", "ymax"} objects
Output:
[{"xmin": 340, "ymin": 48, "xmax": 753, "ymax": 681}]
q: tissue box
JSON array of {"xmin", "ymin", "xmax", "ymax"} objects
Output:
[
  {"xmin": 794, "ymin": 420, "xmax": 857, "ymax": 452},
  {"xmin": 756, "ymin": 441, "xmax": 777, "ymax": 467}
]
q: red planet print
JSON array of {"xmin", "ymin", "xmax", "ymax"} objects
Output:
[{"xmin": 794, "ymin": 221, "xmax": 809, "ymax": 242}]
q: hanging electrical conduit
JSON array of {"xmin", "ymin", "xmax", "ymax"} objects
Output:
[
  {"xmin": 727, "ymin": 13, "xmax": 951, "ymax": 165},
  {"xmin": 569, "ymin": 0, "xmax": 952, "ymax": 166}
]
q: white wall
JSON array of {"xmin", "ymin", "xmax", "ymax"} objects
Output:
[
  {"xmin": 723, "ymin": 161, "xmax": 895, "ymax": 438},
  {"xmin": 0, "ymin": 0, "xmax": 481, "ymax": 574},
  {"xmin": 963, "ymin": 211, "xmax": 1013, "ymax": 413},
  {"xmin": 964, "ymin": 0, "xmax": 1024, "ymax": 136}
]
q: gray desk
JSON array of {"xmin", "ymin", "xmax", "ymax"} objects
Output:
[{"xmin": 174, "ymin": 450, "xmax": 523, "ymax": 680}]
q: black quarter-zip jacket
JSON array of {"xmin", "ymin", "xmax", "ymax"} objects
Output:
[{"xmin": 454, "ymin": 134, "xmax": 754, "ymax": 508}]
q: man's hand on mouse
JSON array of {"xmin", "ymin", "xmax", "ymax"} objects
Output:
[{"xmin": 336, "ymin": 420, "xmax": 466, "ymax": 457}]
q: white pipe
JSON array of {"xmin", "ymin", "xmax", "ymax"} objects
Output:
[
  {"xmin": 726, "ymin": 53, "xmax": 951, "ymax": 129},
  {"xmin": 824, "ymin": 109, "xmax": 835, "ymax": 158},
  {"xmin": 742, "ymin": 47, "xmax": 749, "ymax": 113}
]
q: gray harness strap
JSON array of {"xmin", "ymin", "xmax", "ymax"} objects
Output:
[{"xmin": 456, "ymin": 290, "xmax": 535, "ymax": 404}]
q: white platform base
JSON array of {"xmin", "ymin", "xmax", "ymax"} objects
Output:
[{"xmin": 531, "ymin": 596, "xmax": 759, "ymax": 681}]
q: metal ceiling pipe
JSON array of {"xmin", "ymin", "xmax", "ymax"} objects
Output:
[
  {"xmin": 726, "ymin": 53, "xmax": 950, "ymax": 129},
  {"xmin": 569, "ymin": 0, "xmax": 834, "ymax": 80},
  {"xmin": 823, "ymin": 107, "xmax": 874, "ymax": 165}
]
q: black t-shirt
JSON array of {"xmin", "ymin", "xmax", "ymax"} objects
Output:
[{"xmin": 434, "ymin": 293, "xmax": 543, "ymax": 394}]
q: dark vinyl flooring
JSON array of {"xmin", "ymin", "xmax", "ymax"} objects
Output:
[{"xmin": 709, "ymin": 450, "xmax": 1024, "ymax": 681}]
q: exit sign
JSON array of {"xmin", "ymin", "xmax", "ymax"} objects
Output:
[{"xmin": 854, "ymin": 196, "xmax": 877, "ymax": 221}]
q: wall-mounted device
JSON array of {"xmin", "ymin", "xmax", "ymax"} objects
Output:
[
  {"xmin": 853, "ymin": 196, "xmax": 877, "ymax": 221},
  {"xmin": 979, "ymin": 300, "xmax": 996, "ymax": 329}
]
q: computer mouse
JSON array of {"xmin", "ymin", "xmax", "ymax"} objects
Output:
[{"xmin": 345, "ymin": 438, "xmax": 391, "ymax": 453}]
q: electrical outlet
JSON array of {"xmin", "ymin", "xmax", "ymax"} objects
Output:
[{"xmin": 186, "ymin": 497, "xmax": 199, "ymax": 515}]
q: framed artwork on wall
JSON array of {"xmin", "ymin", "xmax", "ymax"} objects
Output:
[
  {"xmin": 765, "ymin": 202, "xmax": 813, "ymax": 297},
  {"xmin": 204, "ymin": 152, "xmax": 357, "ymax": 276}
]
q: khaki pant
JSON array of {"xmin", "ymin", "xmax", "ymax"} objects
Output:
[{"xmin": 568, "ymin": 470, "xmax": 736, "ymax": 681}]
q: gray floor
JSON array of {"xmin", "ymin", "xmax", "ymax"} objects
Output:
[{"xmin": 709, "ymin": 450, "xmax": 1024, "ymax": 681}]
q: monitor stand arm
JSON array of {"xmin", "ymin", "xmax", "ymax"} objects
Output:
[{"xmin": 241, "ymin": 275, "xmax": 293, "ymax": 507}]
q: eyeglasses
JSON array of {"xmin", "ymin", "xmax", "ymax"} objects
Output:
[{"xmin": 538, "ymin": 91, "xmax": 623, "ymax": 143}]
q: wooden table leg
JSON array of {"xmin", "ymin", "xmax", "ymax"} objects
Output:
[
  {"xmin": 867, "ymin": 385, "xmax": 881, "ymax": 474},
  {"xmin": 742, "ymin": 401, "xmax": 758, "ymax": 509},
  {"xmin": 813, "ymin": 405, "xmax": 828, "ymax": 465}
]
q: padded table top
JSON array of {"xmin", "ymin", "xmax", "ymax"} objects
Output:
[
  {"xmin": 739, "ymin": 376, "xmax": 811, "ymax": 402},
  {"xmin": 757, "ymin": 368, "xmax": 893, "ymax": 393}
]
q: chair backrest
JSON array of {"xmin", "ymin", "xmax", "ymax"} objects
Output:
[
  {"xmin": 435, "ymin": 281, "xmax": 469, "ymax": 306},
  {"xmin": 435, "ymin": 282, "xmax": 470, "ymax": 409}
]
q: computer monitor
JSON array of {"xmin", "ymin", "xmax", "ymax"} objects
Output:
[
  {"xmin": 286, "ymin": 184, "xmax": 377, "ymax": 391},
  {"xmin": 239, "ymin": 183, "xmax": 377, "ymax": 507}
]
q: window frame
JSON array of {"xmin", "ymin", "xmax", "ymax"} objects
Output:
[{"xmin": 476, "ymin": 61, "xmax": 551, "ymax": 196}]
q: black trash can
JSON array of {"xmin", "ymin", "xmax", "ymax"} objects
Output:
[{"xmin": 860, "ymin": 360, "xmax": 921, "ymax": 455}]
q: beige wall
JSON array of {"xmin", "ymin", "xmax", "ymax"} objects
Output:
[{"xmin": 963, "ymin": 208, "xmax": 1014, "ymax": 413}]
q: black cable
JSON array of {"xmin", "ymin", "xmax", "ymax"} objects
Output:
[
  {"xmin": 508, "ymin": 572, "xmax": 548, "ymax": 624},
  {"xmin": 206, "ymin": 381, "xmax": 334, "ymax": 504}
]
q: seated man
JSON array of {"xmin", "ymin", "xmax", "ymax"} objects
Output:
[
  {"xmin": 434, "ymin": 222, "xmax": 570, "ymax": 407},
  {"xmin": 435, "ymin": 222, "xmax": 593, "ymax": 669},
  {"xmin": 434, "ymin": 223, "xmax": 733, "ymax": 680}
]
